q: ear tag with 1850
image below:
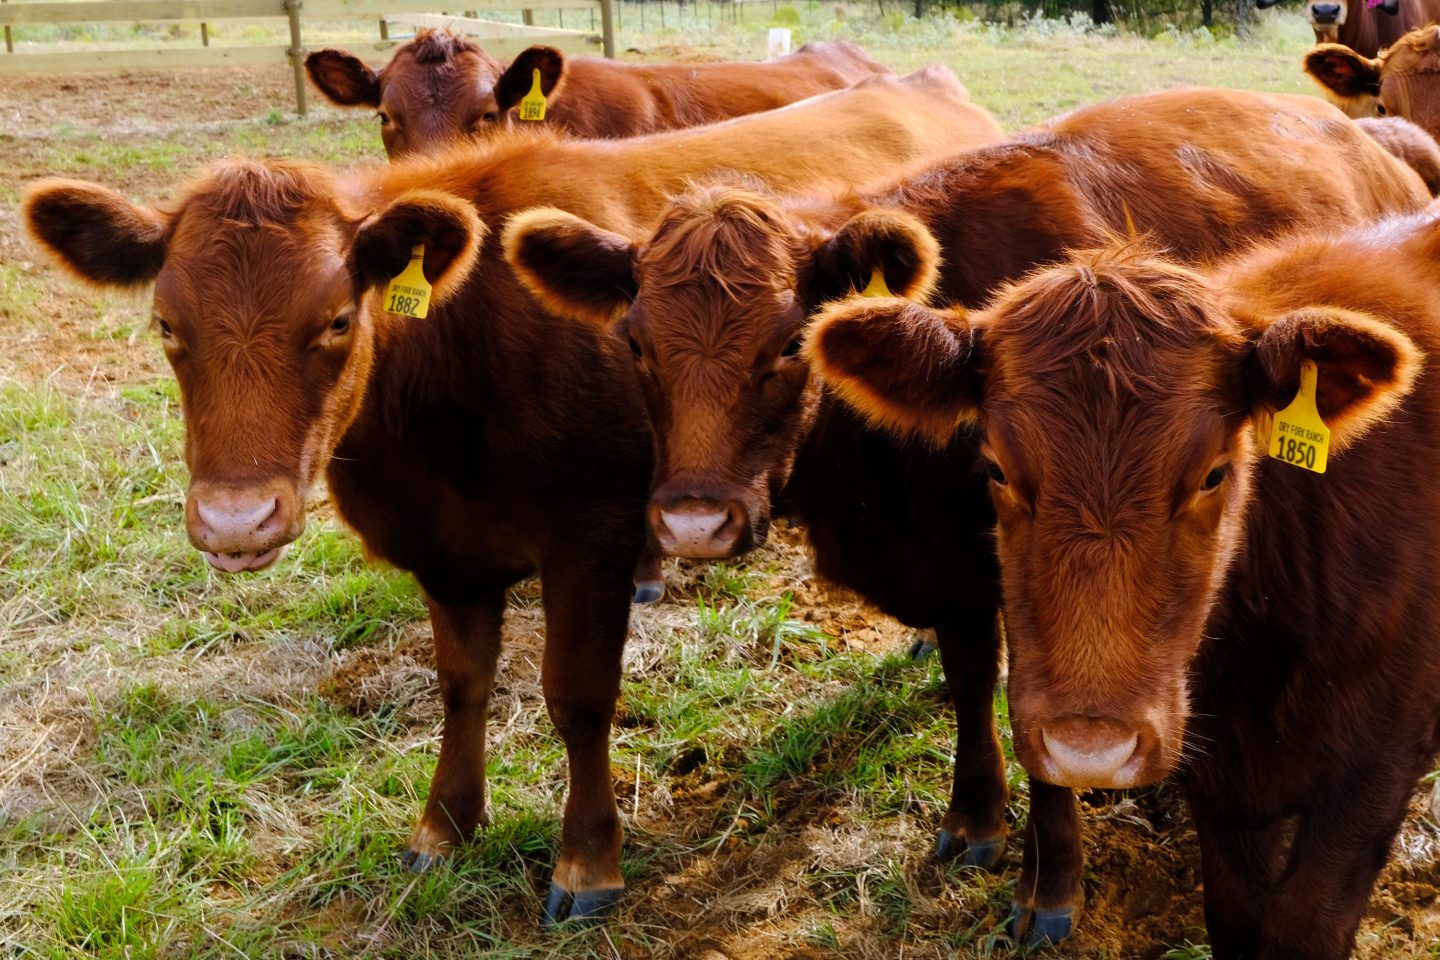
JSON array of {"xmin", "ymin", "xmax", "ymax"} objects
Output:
[
  {"xmin": 1268, "ymin": 359, "xmax": 1330, "ymax": 473},
  {"xmin": 384, "ymin": 245, "xmax": 432, "ymax": 319}
]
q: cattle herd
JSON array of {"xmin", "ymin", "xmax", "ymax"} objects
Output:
[{"xmin": 17, "ymin": 5, "xmax": 1440, "ymax": 956}]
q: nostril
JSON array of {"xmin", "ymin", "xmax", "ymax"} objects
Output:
[
  {"xmin": 1036, "ymin": 718, "xmax": 1143, "ymax": 788},
  {"xmin": 196, "ymin": 496, "xmax": 280, "ymax": 537}
]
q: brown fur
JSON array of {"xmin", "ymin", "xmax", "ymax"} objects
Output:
[
  {"xmin": 19, "ymin": 68, "xmax": 1000, "ymax": 920},
  {"xmin": 1356, "ymin": 115, "xmax": 1440, "ymax": 192},
  {"xmin": 507, "ymin": 85, "xmax": 1430, "ymax": 945},
  {"xmin": 307, "ymin": 31, "xmax": 890, "ymax": 158},
  {"xmin": 1308, "ymin": 26, "xmax": 1440, "ymax": 138},
  {"xmin": 1300, "ymin": 0, "xmax": 1438, "ymax": 54},
  {"xmin": 810, "ymin": 211, "xmax": 1440, "ymax": 958}
]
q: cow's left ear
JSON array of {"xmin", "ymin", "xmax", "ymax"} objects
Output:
[
  {"xmin": 806, "ymin": 295, "xmax": 981, "ymax": 444},
  {"xmin": 1247, "ymin": 306, "xmax": 1422, "ymax": 451},
  {"xmin": 353, "ymin": 191, "xmax": 485, "ymax": 305},
  {"xmin": 1304, "ymin": 44, "xmax": 1382, "ymax": 100},
  {"xmin": 800, "ymin": 208, "xmax": 941, "ymax": 307},
  {"xmin": 494, "ymin": 46, "xmax": 566, "ymax": 112}
]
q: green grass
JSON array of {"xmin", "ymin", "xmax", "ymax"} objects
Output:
[{"xmin": 2, "ymin": 9, "xmax": 1436, "ymax": 960}]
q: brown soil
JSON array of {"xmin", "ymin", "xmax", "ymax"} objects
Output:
[{"xmin": 3, "ymin": 63, "xmax": 1438, "ymax": 960}]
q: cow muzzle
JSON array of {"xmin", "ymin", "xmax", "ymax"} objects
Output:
[
  {"xmin": 186, "ymin": 479, "xmax": 304, "ymax": 573},
  {"xmin": 1024, "ymin": 715, "xmax": 1160, "ymax": 789},
  {"xmin": 649, "ymin": 497, "xmax": 749, "ymax": 559},
  {"xmin": 1309, "ymin": 2, "xmax": 1343, "ymax": 24}
]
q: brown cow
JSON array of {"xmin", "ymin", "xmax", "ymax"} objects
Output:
[
  {"xmin": 807, "ymin": 210, "xmax": 1440, "ymax": 958},
  {"xmin": 1308, "ymin": 26, "xmax": 1440, "ymax": 137},
  {"xmin": 20, "ymin": 68, "xmax": 999, "ymax": 926},
  {"xmin": 306, "ymin": 30, "xmax": 889, "ymax": 158},
  {"xmin": 503, "ymin": 86, "xmax": 1429, "ymax": 945},
  {"xmin": 1356, "ymin": 116, "xmax": 1440, "ymax": 192},
  {"xmin": 1257, "ymin": 0, "xmax": 1426, "ymax": 54}
]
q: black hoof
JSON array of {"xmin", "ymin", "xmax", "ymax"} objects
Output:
[
  {"xmin": 398, "ymin": 847, "xmax": 443, "ymax": 873},
  {"xmin": 1006, "ymin": 903, "xmax": 1075, "ymax": 948},
  {"xmin": 541, "ymin": 883, "xmax": 624, "ymax": 928},
  {"xmin": 908, "ymin": 639, "xmax": 937, "ymax": 661},
  {"xmin": 632, "ymin": 580, "xmax": 665, "ymax": 604},
  {"xmin": 934, "ymin": 829, "xmax": 1004, "ymax": 869}
]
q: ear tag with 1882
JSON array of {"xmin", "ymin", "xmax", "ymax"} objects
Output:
[{"xmin": 384, "ymin": 245, "xmax": 431, "ymax": 319}]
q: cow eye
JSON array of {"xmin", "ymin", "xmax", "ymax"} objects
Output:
[
  {"xmin": 156, "ymin": 318, "xmax": 173, "ymax": 339},
  {"xmin": 985, "ymin": 461, "xmax": 1007, "ymax": 486},
  {"xmin": 1202, "ymin": 465, "xmax": 1229, "ymax": 491},
  {"xmin": 377, "ymin": 111, "xmax": 391, "ymax": 126},
  {"xmin": 781, "ymin": 337, "xmax": 803, "ymax": 358},
  {"xmin": 482, "ymin": 111, "xmax": 499, "ymax": 123},
  {"xmin": 1376, "ymin": 103, "xmax": 1388, "ymax": 116},
  {"xmin": 629, "ymin": 336, "xmax": 643, "ymax": 359},
  {"xmin": 330, "ymin": 312, "xmax": 352, "ymax": 334}
]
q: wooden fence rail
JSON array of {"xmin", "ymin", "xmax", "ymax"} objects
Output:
[{"xmin": 0, "ymin": 0, "xmax": 616, "ymax": 113}]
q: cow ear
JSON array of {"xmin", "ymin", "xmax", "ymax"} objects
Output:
[
  {"xmin": 1247, "ymin": 306, "xmax": 1422, "ymax": 451},
  {"xmin": 806, "ymin": 295, "xmax": 981, "ymax": 444},
  {"xmin": 23, "ymin": 179, "xmax": 168, "ymax": 287},
  {"xmin": 353, "ymin": 191, "xmax": 486, "ymax": 305},
  {"xmin": 801, "ymin": 209, "xmax": 941, "ymax": 307},
  {"xmin": 305, "ymin": 49, "xmax": 381, "ymax": 108},
  {"xmin": 502, "ymin": 207, "xmax": 636, "ymax": 325},
  {"xmin": 1304, "ymin": 44, "xmax": 1381, "ymax": 100},
  {"xmin": 494, "ymin": 46, "xmax": 565, "ymax": 111}
]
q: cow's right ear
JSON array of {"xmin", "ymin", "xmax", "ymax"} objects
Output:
[
  {"xmin": 801, "ymin": 209, "xmax": 941, "ymax": 307},
  {"xmin": 502, "ymin": 208, "xmax": 637, "ymax": 325},
  {"xmin": 494, "ymin": 46, "xmax": 566, "ymax": 112},
  {"xmin": 305, "ymin": 49, "xmax": 381, "ymax": 108},
  {"xmin": 353, "ymin": 191, "xmax": 486, "ymax": 305},
  {"xmin": 806, "ymin": 296, "xmax": 981, "ymax": 444},
  {"xmin": 23, "ymin": 179, "xmax": 168, "ymax": 287},
  {"xmin": 1304, "ymin": 44, "xmax": 1381, "ymax": 100}
]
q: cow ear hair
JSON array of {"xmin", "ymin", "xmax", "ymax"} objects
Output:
[
  {"xmin": 353, "ymin": 191, "xmax": 486, "ymax": 305},
  {"xmin": 494, "ymin": 46, "xmax": 566, "ymax": 111},
  {"xmin": 305, "ymin": 48, "xmax": 382, "ymax": 107},
  {"xmin": 806, "ymin": 295, "xmax": 981, "ymax": 444},
  {"xmin": 1247, "ymin": 305, "xmax": 1422, "ymax": 452},
  {"xmin": 502, "ymin": 207, "xmax": 637, "ymax": 325},
  {"xmin": 23, "ymin": 179, "xmax": 169, "ymax": 287}
]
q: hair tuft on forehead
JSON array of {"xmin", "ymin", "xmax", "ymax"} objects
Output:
[
  {"xmin": 407, "ymin": 28, "xmax": 485, "ymax": 65},
  {"xmin": 177, "ymin": 157, "xmax": 338, "ymax": 227}
]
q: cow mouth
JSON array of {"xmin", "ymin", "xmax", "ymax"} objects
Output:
[{"xmin": 203, "ymin": 546, "xmax": 285, "ymax": 574}]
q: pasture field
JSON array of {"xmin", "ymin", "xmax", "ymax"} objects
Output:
[{"xmin": 2, "ymin": 9, "xmax": 1438, "ymax": 959}]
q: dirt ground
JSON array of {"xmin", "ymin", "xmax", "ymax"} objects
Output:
[{"xmin": 2, "ymin": 62, "xmax": 1438, "ymax": 960}]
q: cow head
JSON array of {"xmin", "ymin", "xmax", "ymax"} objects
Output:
[
  {"xmin": 808, "ymin": 245, "xmax": 1420, "ymax": 789},
  {"xmin": 306, "ymin": 30, "xmax": 505, "ymax": 158},
  {"xmin": 23, "ymin": 161, "xmax": 482, "ymax": 573},
  {"xmin": 1307, "ymin": 28, "xmax": 1440, "ymax": 136},
  {"xmin": 503, "ymin": 184, "xmax": 936, "ymax": 558}
]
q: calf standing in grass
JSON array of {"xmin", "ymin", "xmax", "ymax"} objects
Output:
[
  {"xmin": 809, "ymin": 214, "xmax": 1440, "ymax": 958},
  {"xmin": 20, "ymin": 69, "xmax": 1000, "ymax": 926},
  {"xmin": 503, "ymin": 86, "xmax": 1430, "ymax": 945},
  {"xmin": 307, "ymin": 30, "xmax": 889, "ymax": 158}
]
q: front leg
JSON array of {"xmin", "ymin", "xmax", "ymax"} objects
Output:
[
  {"xmin": 404, "ymin": 590, "xmax": 506, "ymax": 870},
  {"xmin": 1009, "ymin": 778, "xmax": 1085, "ymax": 947},
  {"xmin": 931, "ymin": 612, "xmax": 1008, "ymax": 869},
  {"xmin": 537, "ymin": 545, "xmax": 635, "ymax": 926}
]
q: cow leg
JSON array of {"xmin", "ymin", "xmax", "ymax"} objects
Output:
[
  {"xmin": 632, "ymin": 548, "xmax": 665, "ymax": 604},
  {"xmin": 1008, "ymin": 778, "xmax": 1085, "ymax": 947},
  {"xmin": 931, "ymin": 613, "xmax": 1007, "ymax": 868},
  {"xmin": 1191, "ymin": 810, "xmax": 1286, "ymax": 959},
  {"xmin": 538, "ymin": 548, "xmax": 633, "ymax": 926},
  {"xmin": 1252, "ymin": 775, "xmax": 1414, "ymax": 960},
  {"xmin": 403, "ymin": 590, "xmax": 506, "ymax": 871}
]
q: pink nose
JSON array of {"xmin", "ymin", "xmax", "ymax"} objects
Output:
[
  {"xmin": 1035, "ymin": 716, "xmax": 1146, "ymax": 789},
  {"xmin": 186, "ymin": 482, "xmax": 301, "ymax": 573},
  {"xmin": 650, "ymin": 498, "xmax": 745, "ymax": 558}
]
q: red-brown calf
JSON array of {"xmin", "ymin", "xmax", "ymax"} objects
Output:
[
  {"xmin": 306, "ymin": 30, "xmax": 889, "ymax": 158},
  {"xmin": 21, "ymin": 67, "xmax": 999, "ymax": 927},
  {"xmin": 810, "ymin": 211, "xmax": 1440, "ymax": 958},
  {"xmin": 504, "ymin": 86, "xmax": 1430, "ymax": 945},
  {"xmin": 1308, "ymin": 26, "xmax": 1440, "ymax": 139}
]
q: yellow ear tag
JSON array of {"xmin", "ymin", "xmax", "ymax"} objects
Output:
[
  {"xmin": 519, "ymin": 68, "xmax": 548, "ymax": 121},
  {"xmin": 1267, "ymin": 359, "xmax": 1330, "ymax": 474},
  {"xmin": 860, "ymin": 267, "xmax": 892, "ymax": 298},
  {"xmin": 383, "ymin": 244, "xmax": 432, "ymax": 319}
]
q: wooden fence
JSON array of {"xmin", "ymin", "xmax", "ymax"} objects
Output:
[{"xmin": 0, "ymin": 0, "xmax": 616, "ymax": 114}]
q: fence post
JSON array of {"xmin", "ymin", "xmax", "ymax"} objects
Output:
[
  {"xmin": 201, "ymin": 21, "xmax": 209, "ymax": 45},
  {"xmin": 285, "ymin": 0, "xmax": 307, "ymax": 116},
  {"xmin": 601, "ymin": 0, "xmax": 615, "ymax": 56},
  {"xmin": 379, "ymin": 18, "xmax": 389, "ymax": 38},
  {"xmin": 3, "ymin": 0, "xmax": 12, "ymax": 54},
  {"xmin": 522, "ymin": 8, "xmax": 535, "ymax": 23}
]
